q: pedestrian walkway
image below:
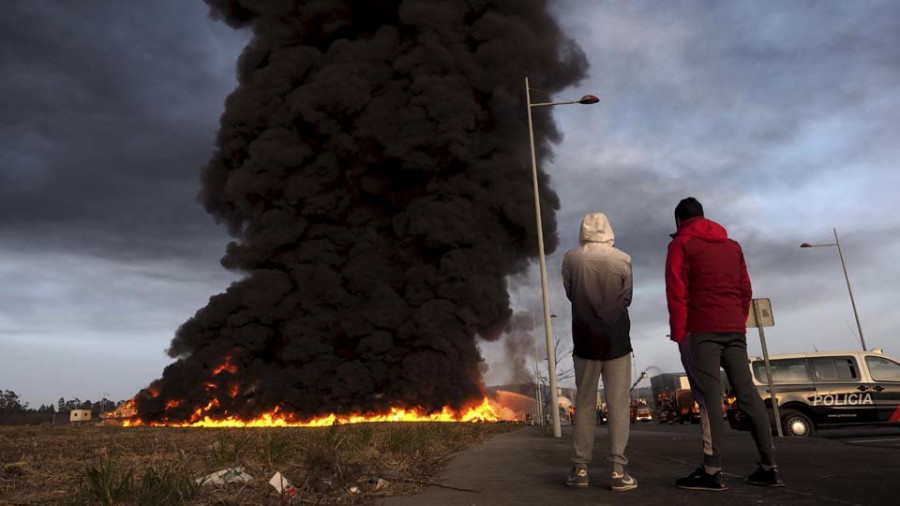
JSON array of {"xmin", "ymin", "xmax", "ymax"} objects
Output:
[{"xmin": 386, "ymin": 424, "xmax": 899, "ymax": 505}]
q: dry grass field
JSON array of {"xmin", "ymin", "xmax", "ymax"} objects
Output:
[{"xmin": 0, "ymin": 422, "xmax": 517, "ymax": 505}]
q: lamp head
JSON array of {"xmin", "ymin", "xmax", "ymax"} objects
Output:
[
  {"xmin": 579, "ymin": 95, "xmax": 599, "ymax": 105},
  {"xmin": 800, "ymin": 243, "xmax": 812, "ymax": 248}
]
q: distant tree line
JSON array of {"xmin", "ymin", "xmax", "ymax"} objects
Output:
[{"xmin": 0, "ymin": 389, "xmax": 129, "ymax": 425}]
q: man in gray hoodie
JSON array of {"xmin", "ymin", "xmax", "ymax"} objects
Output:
[{"xmin": 562, "ymin": 213, "xmax": 636, "ymax": 492}]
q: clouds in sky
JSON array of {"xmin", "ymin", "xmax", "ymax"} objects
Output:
[
  {"xmin": 1, "ymin": 0, "xmax": 245, "ymax": 403},
  {"xmin": 2, "ymin": 0, "xmax": 898, "ymax": 404},
  {"xmin": 486, "ymin": 0, "xmax": 900, "ymax": 386}
]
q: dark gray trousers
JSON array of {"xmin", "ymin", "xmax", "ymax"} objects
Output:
[
  {"xmin": 679, "ymin": 339, "xmax": 712, "ymax": 458},
  {"xmin": 689, "ymin": 332, "xmax": 776, "ymax": 470}
]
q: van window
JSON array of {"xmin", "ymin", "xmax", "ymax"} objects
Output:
[
  {"xmin": 752, "ymin": 359, "xmax": 812, "ymax": 384},
  {"xmin": 810, "ymin": 357, "xmax": 859, "ymax": 382},
  {"xmin": 865, "ymin": 356, "xmax": 900, "ymax": 382}
]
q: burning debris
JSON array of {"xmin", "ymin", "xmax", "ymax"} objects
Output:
[
  {"xmin": 134, "ymin": 0, "xmax": 587, "ymax": 425},
  {"xmin": 99, "ymin": 400, "xmax": 136, "ymax": 421}
]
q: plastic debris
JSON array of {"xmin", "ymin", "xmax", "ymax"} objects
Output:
[
  {"xmin": 348, "ymin": 485, "xmax": 360, "ymax": 494},
  {"xmin": 196, "ymin": 467, "xmax": 253, "ymax": 486},
  {"xmin": 269, "ymin": 472, "xmax": 300, "ymax": 498},
  {"xmin": 363, "ymin": 477, "xmax": 390, "ymax": 491}
]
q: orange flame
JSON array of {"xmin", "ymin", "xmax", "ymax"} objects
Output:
[
  {"xmin": 213, "ymin": 357, "xmax": 238, "ymax": 376},
  {"xmin": 123, "ymin": 397, "xmax": 505, "ymax": 428},
  {"xmin": 100, "ymin": 399, "xmax": 137, "ymax": 420}
]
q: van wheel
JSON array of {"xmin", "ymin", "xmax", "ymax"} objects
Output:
[{"xmin": 781, "ymin": 410, "xmax": 814, "ymax": 437}]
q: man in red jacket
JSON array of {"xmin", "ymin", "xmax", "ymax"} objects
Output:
[{"xmin": 665, "ymin": 197, "xmax": 783, "ymax": 490}]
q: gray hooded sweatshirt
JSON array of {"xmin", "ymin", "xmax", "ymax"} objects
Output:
[{"xmin": 561, "ymin": 213, "xmax": 633, "ymax": 361}]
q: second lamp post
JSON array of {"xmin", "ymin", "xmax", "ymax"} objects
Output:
[{"xmin": 801, "ymin": 228, "xmax": 867, "ymax": 351}]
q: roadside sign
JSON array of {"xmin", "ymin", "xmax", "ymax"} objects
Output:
[
  {"xmin": 749, "ymin": 298, "xmax": 782, "ymax": 437},
  {"xmin": 747, "ymin": 298, "xmax": 774, "ymax": 328}
]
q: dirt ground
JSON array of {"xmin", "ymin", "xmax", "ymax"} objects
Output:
[{"xmin": 0, "ymin": 422, "xmax": 517, "ymax": 505}]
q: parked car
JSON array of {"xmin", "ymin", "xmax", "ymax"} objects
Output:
[{"xmin": 728, "ymin": 348, "xmax": 900, "ymax": 437}]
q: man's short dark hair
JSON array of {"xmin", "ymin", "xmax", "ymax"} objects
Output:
[{"xmin": 674, "ymin": 197, "xmax": 704, "ymax": 222}]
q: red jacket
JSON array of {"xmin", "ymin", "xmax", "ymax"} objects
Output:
[{"xmin": 665, "ymin": 217, "xmax": 751, "ymax": 342}]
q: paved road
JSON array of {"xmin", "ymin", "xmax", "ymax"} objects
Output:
[
  {"xmin": 386, "ymin": 423, "xmax": 900, "ymax": 505},
  {"xmin": 818, "ymin": 427, "xmax": 900, "ymax": 450}
]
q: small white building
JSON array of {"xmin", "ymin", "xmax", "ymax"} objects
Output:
[{"xmin": 69, "ymin": 409, "xmax": 92, "ymax": 422}]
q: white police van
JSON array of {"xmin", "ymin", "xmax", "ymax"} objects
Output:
[{"xmin": 728, "ymin": 348, "xmax": 900, "ymax": 437}]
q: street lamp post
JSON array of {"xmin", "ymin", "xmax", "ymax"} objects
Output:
[
  {"xmin": 525, "ymin": 76, "xmax": 598, "ymax": 438},
  {"xmin": 801, "ymin": 228, "xmax": 867, "ymax": 351}
]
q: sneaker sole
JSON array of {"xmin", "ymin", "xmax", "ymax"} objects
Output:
[
  {"xmin": 565, "ymin": 482, "xmax": 589, "ymax": 488},
  {"xmin": 676, "ymin": 485, "xmax": 728, "ymax": 491},
  {"xmin": 748, "ymin": 480, "xmax": 785, "ymax": 487},
  {"xmin": 611, "ymin": 484, "xmax": 638, "ymax": 492}
]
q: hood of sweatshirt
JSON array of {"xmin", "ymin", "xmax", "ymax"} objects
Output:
[{"xmin": 579, "ymin": 212, "xmax": 615, "ymax": 246}]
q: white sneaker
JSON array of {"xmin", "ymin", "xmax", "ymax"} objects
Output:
[{"xmin": 610, "ymin": 471, "xmax": 637, "ymax": 491}]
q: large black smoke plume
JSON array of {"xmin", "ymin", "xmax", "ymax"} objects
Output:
[{"xmin": 136, "ymin": 0, "xmax": 587, "ymax": 421}]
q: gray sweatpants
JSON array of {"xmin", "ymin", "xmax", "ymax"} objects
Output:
[
  {"xmin": 572, "ymin": 353, "xmax": 631, "ymax": 473},
  {"xmin": 689, "ymin": 332, "xmax": 776, "ymax": 470}
]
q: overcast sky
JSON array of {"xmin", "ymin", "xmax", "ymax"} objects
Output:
[{"xmin": 3, "ymin": 0, "xmax": 899, "ymax": 406}]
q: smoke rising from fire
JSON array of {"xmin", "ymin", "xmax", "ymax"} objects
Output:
[
  {"xmin": 136, "ymin": 0, "xmax": 586, "ymax": 421},
  {"xmin": 498, "ymin": 313, "xmax": 538, "ymax": 386}
]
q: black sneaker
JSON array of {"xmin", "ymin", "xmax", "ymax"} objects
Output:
[
  {"xmin": 748, "ymin": 465, "xmax": 785, "ymax": 487},
  {"xmin": 676, "ymin": 467, "xmax": 727, "ymax": 491}
]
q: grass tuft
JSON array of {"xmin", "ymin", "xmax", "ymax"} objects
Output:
[
  {"xmin": 133, "ymin": 460, "xmax": 200, "ymax": 506},
  {"xmin": 385, "ymin": 424, "xmax": 429, "ymax": 454},
  {"xmin": 82, "ymin": 457, "xmax": 133, "ymax": 506},
  {"xmin": 206, "ymin": 431, "xmax": 250, "ymax": 466},
  {"xmin": 257, "ymin": 430, "xmax": 290, "ymax": 466}
]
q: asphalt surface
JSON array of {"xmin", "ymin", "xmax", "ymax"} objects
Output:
[{"xmin": 386, "ymin": 422, "xmax": 900, "ymax": 506}]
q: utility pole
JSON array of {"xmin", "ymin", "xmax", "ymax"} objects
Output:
[{"xmin": 531, "ymin": 314, "xmax": 544, "ymax": 427}]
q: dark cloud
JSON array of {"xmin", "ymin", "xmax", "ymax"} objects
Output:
[{"xmin": 0, "ymin": 0, "xmax": 247, "ymax": 261}]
